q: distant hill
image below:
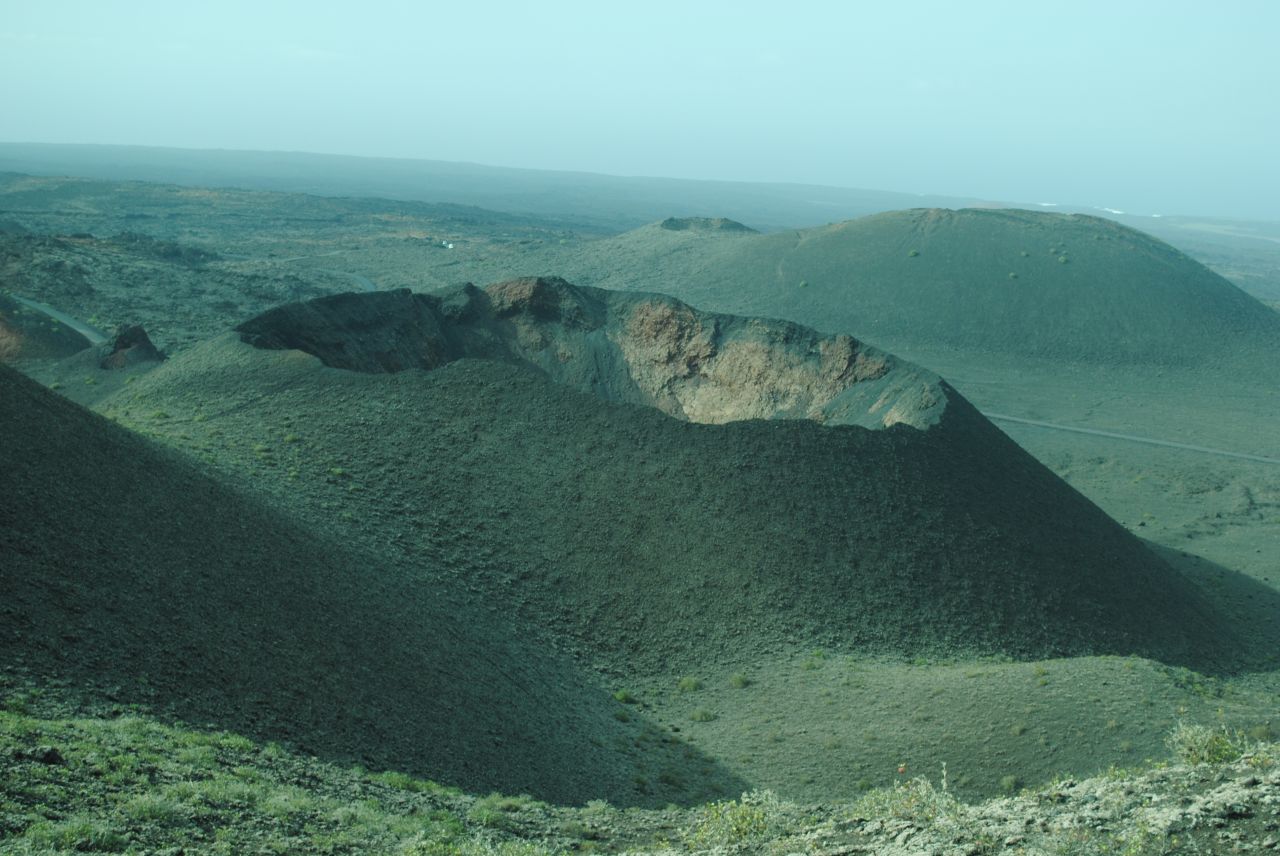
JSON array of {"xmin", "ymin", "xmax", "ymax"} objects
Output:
[
  {"xmin": 0, "ymin": 363, "xmax": 743, "ymax": 805},
  {"xmin": 546, "ymin": 208, "xmax": 1280, "ymax": 368},
  {"xmin": 109, "ymin": 279, "xmax": 1237, "ymax": 676}
]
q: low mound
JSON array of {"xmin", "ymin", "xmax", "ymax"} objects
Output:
[
  {"xmin": 0, "ymin": 364, "xmax": 744, "ymax": 805},
  {"xmin": 0, "ymin": 292, "xmax": 91, "ymax": 361},
  {"xmin": 117, "ymin": 280, "xmax": 1236, "ymax": 674},
  {"xmin": 551, "ymin": 208, "xmax": 1280, "ymax": 368}
]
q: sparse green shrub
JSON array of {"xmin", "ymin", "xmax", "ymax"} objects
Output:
[
  {"xmin": 852, "ymin": 774, "xmax": 960, "ymax": 825},
  {"xmin": 690, "ymin": 708, "xmax": 717, "ymax": 722},
  {"xmin": 370, "ymin": 769, "xmax": 443, "ymax": 793},
  {"xmin": 677, "ymin": 676, "xmax": 702, "ymax": 693},
  {"xmin": 1166, "ymin": 721, "xmax": 1249, "ymax": 765},
  {"xmin": 18, "ymin": 817, "xmax": 129, "ymax": 852},
  {"xmin": 729, "ymin": 672, "xmax": 751, "ymax": 689},
  {"xmin": 802, "ymin": 648, "xmax": 827, "ymax": 670},
  {"xmin": 683, "ymin": 789, "xmax": 790, "ymax": 848},
  {"xmin": 999, "ymin": 775, "xmax": 1021, "ymax": 794},
  {"xmin": 612, "ymin": 689, "xmax": 637, "ymax": 704},
  {"xmin": 121, "ymin": 791, "xmax": 188, "ymax": 824}
]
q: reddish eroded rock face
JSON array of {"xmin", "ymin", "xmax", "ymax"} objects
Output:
[
  {"xmin": 99, "ymin": 325, "xmax": 164, "ymax": 369},
  {"xmin": 236, "ymin": 277, "xmax": 950, "ymax": 430}
]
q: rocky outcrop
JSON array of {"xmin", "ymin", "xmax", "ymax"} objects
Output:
[
  {"xmin": 99, "ymin": 324, "xmax": 164, "ymax": 369},
  {"xmin": 658, "ymin": 216, "xmax": 756, "ymax": 233}
]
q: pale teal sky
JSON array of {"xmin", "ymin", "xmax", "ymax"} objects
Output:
[{"xmin": 2, "ymin": 0, "xmax": 1277, "ymax": 218}]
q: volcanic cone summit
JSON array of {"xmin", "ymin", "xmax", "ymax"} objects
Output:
[{"xmin": 237, "ymin": 276, "xmax": 949, "ymax": 430}]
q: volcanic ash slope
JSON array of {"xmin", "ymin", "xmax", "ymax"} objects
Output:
[
  {"xmin": 0, "ymin": 363, "xmax": 746, "ymax": 805},
  {"xmin": 118, "ymin": 277, "xmax": 1238, "ymax": 676}
]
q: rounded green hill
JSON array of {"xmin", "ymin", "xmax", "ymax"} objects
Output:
[{"xmin": 549, "ymin": 208, "xmax": 1280, "ymax": 368}]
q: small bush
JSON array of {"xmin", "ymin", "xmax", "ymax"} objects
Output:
[
  {"xmin": 683, "ymin": 790, "xmax": 789, "ymax": 848},
  {"xmin": 677, "ymin": 676, "xmax": 702, "ymax": 693},
  {"xmin": 729, "ymin": 672, "xmax": 751, "ymax": 689},
  {"xmin": 1166, "ymin": 721, "xmax": 1249, "ymax": 765},
  {"xmin": 852, "ymin": 775, "xmax": 959, "ymax": 825},
  {"xmin": 612, "ymin": 689, "xmax": 637, "ymax": 704},
  {"xmin": 690, "ymin": 708, "xmax": 717, "ymax": 722}
]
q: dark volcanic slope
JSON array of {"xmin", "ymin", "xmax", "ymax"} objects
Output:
[
  {"xmin": 119, "ymin": 279, "xmax": 1236, "ymax": 674},
  {"xmin": 550, "ymin": 208, "xmax": 1280, "ymax": 367},
  {"xmin": 0, "ymin": 363, "xmax": 745, "ymax": 806}
]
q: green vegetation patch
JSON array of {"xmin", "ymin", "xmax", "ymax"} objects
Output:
[{"xmin": 0, "ymin": 709, "xmax": 559, "ymax": 855}]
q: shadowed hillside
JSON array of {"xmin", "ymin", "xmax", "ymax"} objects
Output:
[
  {"xmin": 546, "ymin": 208, "xmax": 1280, "ymax": 368},
  {"xmin": 106, "ymin": 280, "xmax": 1239, "ymax": 677},
  {"xmin": 0, "ymin": 364, "xmax": 745, "ymax": 806}
]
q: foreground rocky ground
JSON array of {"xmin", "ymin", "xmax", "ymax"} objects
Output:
[{"xmin": 2, "ymin": 673, "xmax": 1276, "ymax": 855}]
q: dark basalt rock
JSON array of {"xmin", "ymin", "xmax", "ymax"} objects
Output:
[{"xmin": 99, "ymin": 324, "xmax": 165, "ymax": 369}]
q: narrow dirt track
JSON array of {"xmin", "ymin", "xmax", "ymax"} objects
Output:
[{"xmin": 983, "ymin": 412, "xmax": 1280, "ymax": 465}]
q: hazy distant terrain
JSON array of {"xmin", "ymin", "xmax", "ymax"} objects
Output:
[
  {"xmin": 0, "ymin": 142, "xmax": 988, "ymax": 233},
  {"xmin": 3, "ymin": 144, "xmax": 1277, "ymax": 306}
]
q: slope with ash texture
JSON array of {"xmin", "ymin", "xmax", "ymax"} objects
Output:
[
  {"xmin": 545, "ymin": 208, "xmax": 1280, "ymax": 368},
  {"xmin": 0, "ymin": 363, "xmax": 744, "ymax": 805},
  {"xmin": 113, "ymin": 280, "xmax": 1239, "ymax": 675}
]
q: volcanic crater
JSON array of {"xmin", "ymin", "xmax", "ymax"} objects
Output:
[{"xmin": 236, "ymin": 276, "xmax": 949, "ymax": 430}]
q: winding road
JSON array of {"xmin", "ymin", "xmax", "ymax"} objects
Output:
[
  {"xmin": 983, "ymin": 412, "xmax": 1280, "ymax": 465},
  {"xmin": 9, "ymin": 294, "xmax": 107, "ymax": 345}
]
